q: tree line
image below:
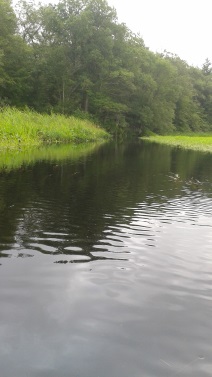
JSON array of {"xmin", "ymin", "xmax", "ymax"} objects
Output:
[{"xmin": 0, "ymin": 0, "xmax": 212, "ymax": 135}]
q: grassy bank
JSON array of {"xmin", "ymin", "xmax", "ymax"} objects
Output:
[
  {"xmin": 0, "ymin": 108, "xmax": 109, "ymax": 150},
  {"xmin": 142, "ymin": 135, "xmax": 212, "ymax": 153}
]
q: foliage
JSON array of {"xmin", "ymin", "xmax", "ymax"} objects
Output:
[{"xmin": 0, "ymin": 0, "xmax": 211, "ymax": 136}]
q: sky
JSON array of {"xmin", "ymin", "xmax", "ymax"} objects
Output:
[{"xmin": 107, "ymin": 0, "xmax": 212, "ymax": 68}]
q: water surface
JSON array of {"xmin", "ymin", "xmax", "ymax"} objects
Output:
[{"xmin": 0, "ymin": 141, "xmax": 212, "ymax": 377}]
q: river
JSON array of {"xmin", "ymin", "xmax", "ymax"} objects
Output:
[{"xmin": 0, "ymin": 141, "xmax": 212, "ymax": 377}]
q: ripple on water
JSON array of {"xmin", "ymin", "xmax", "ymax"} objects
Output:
[
  {"xmin": 1, "ymin": 148, "xmax": 212, "ymax": 377},
  {"xmin": 1, "ymin": 189, "xmax": 212, "ymax": 270}
]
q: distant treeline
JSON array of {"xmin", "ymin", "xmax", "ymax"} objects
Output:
[{"xmin": 0, "ymin": 0, "xmax": 212, "ymax": 135}]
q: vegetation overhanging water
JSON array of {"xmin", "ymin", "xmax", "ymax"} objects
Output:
[
  {"xmin": 0, "ymin": 108, "xmax": 109, "ymax": 150},
  {"xmin": 0, "ymin": 0, "xmax": 211, "ymax": 374},
  {"xmin": 0, "ymin": 0, "xmax": 211, "ymax": 137}
]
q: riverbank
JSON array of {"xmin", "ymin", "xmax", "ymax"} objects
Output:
[
  {"xmin": 0, "ymin": 108, "xmax": 109, "ymax": 150},
  {"xmin": 142, "ymin": 135, "xmax": 212, "ymax": 153}
]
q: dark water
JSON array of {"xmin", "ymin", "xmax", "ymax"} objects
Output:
[{"xmin": 0, "ymin": 141, "xmax": 212, "ymax": 377}]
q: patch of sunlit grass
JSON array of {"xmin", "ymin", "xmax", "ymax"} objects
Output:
[
  {"xmin": 0, "ymin": 108, "xmax": 109, "ymax": 150},
  {"xmin": 142, "ymin": 134, "xmax": 212, "ymax": 152}
]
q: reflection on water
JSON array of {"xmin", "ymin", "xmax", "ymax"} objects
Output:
[
  {"xmin": 0, "ymin": 142, "xmax": 104, "ymax": 171},
  {"xmin": 0, "ymin": 141, "xmax": 212, "ymax": 377}
]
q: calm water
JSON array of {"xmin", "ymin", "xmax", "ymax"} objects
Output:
[{"xmin": 0, "ymin": 141, "xmax": 212, "ymax": 377}]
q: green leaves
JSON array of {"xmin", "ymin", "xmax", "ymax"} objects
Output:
[
  {"xmin": 0, "ymin": 0, "xmax": 17, "ymax": 39},
  {"xmin": 0, "ymin": 0, "xmax": 211, "ymax": 136}
]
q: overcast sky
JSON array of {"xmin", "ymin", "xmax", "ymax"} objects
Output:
[{"xmin": 107, "ymin": 0, "xmax": 212, "ymax": 68}]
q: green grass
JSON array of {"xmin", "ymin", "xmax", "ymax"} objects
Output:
[
  {"xmin": 141, "ymin": 135, "xmax": 212, "ymax": 153},
  {"xmin": 0, "ymin": 107, "xmax": 109, "ymax": 150}
]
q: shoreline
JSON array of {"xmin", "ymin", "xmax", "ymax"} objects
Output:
[
  {"xmin": 0, "ymin": 108, "xmax": 109, "ymax": 150},
  {"xmin": 141, "ymin": 135, "xmax": 212, "ymax": 153}
]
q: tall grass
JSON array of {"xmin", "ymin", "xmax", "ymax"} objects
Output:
[
  {"xmin": 0, "ymin": 108, "xmax": 109, "ymax": 149},
  {"xmin": 142, "ymin": 135, "xmax": 212, "ymax": 153}
]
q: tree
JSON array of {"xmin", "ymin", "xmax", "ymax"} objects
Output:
[
  {"xmin": 1, "ymin": 0, "xmax": 211, "ymax": 134},
  {"xmin": 202, "ymin": 58, "xmax": 212, "ymax": 76},
  {"xmin": 0, "ymin": 0, "xmax": 34, "ymax": 105}
]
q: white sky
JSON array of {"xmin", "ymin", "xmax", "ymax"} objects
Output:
[{"xmin": 107, "ymin": 0, "xmax": 212, "ymax": 68}]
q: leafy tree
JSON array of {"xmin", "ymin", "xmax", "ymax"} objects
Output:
[
  {"xmin": 0, "ymin": 0, "xmax": 211, "ymax": 134},
  {"xmin": 0, "ymin": 0, "xmax": 34, "ymax": 105},
  {"xmin": 202, "ymin": 58, "xmax": 212, "ymax": 76}
]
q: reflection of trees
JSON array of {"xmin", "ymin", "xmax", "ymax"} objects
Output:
[{"xmin": 0, "ymin": 141, "xmax": 212, "ymax": 262}]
